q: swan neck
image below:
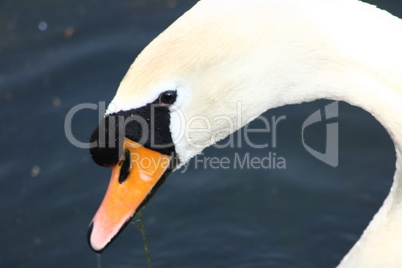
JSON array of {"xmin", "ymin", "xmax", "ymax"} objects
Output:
[{"xmin": 328, "ymin": 66, "xmax": 402, "ymax": 268}]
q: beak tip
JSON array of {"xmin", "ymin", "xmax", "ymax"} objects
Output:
[{"xmin": 87, "ymin": 221, "xmax": 105, "ymax": 253}]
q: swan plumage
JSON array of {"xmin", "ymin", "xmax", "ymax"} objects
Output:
[{"xmin": 88, "ymin": 0, "xmax": 402, "ymax": 266}]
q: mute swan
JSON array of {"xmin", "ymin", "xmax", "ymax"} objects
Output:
[{"xmin": 87, "ymin": 0, "xmax": 402, "ymax": 266}]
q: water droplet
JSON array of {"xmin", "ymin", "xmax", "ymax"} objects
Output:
[
  {"xmin": 33, "ymin": 236, "xmax": 42, "ymax": 245},
  {"xmin": 167, "ymin": 0, "xmax": 177, "ymax": 8},
  {"xmin": 31, "ymin": 165, "xmax": 41, "ymax": 177},
  {"xmin": 38, "ymin": 21, "xmax": 47, "ymax": 31},
  {"xmin": 4, "ymin": 91, "xmax": 13, "ymax": 101},
  {"xmin": 64, "ymin": 26, "xmax": 75, "ymax": 39},
  {"xmin": 52, "ymin": 97, "xmax": 61, "ymax": 107}
]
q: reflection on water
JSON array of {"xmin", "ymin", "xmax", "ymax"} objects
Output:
[{"xmin": 1, "ymin": 0, "xmax": 401, "ymax": 267}]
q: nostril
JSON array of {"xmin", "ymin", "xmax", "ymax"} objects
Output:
[{"xmin": 118, "ymin": 150, "xmax": 131, "ymax": 184}]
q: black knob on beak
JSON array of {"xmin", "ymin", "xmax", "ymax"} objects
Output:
[{"xmin": 89, "ymin": 116, "xmax": 122, "ymax": 167}]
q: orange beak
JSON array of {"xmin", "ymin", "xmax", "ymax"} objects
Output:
[{"xmin": 88, "ymin": 138, "xmax": 172, "ymax": 252}]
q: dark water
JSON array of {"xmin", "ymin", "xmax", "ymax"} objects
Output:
[{"xmin": 1, "ymin": 0, "xmax": 401, "ymax": 267}]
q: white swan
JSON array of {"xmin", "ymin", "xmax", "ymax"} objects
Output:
[{"xmin": 87, "ymin": 0, "xmax": 402, "ymax": 266}]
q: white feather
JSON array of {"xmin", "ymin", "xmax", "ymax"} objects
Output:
[{"xmin": 108, "ymin": 0, "xmax": 402, "ymax": 266}]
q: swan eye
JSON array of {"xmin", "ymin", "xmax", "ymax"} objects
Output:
[{"xmin": 159, "ymin": 90, "xmax": 177, "ymax": 105}]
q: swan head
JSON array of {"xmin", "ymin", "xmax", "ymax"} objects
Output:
[
  {"xmin": 86, "ymin": 4, "xmax": 263, "ymax": 252},
  {"xmin": 86, "ymin": 0, "xmax": 376, "ymax": 253},
  {"xmin": 87, "ymin": 1, "xmax": 329, "ymax": 252}
]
